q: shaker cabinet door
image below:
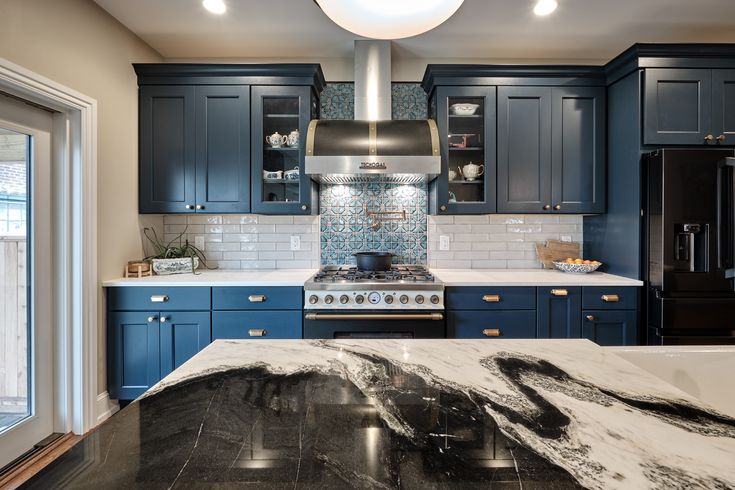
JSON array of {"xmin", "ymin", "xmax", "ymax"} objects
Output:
[
  {"xmin": 107, "ymin": 311, "xmax": 161, "ymax": 400},
  {"xmin": 195, "ymin": 86, "xmax": 251, "ymax": 213},
  {"xmin": 551, "ymin": 87, "xmax": 606, "ymax": 214},
  {"xmin": 159, "ymin": 311, "xmax": 211, "ymax": 379},
  {"xmin": 497, "ymin": 87, "xmax": 553, "ymax": 214},
  {"xmin": 712, "ymin": 69, "xmax": 735, "ymax": 144},
  {"xmin": 582, "ymin": 310, "xmax": 638, "ymax": 346},
  {"xmin": 536, "ymin": 286, "xmax": 582, "ymax": 339},
  {"xmin": 643, "ymin": 69, "xmax": 713, "ymax": 146},
  {"xmin": 139, "ymin": 86, "xmax": 196, "ymax": 214}
]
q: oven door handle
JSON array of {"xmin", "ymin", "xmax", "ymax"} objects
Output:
[{"xmin": 304, "ymin": 313, "xmax": 444, "ymax": 321}]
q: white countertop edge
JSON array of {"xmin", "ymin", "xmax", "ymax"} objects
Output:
[
  {"xmin": 429, "ymin": 268, "xmax": 644, "ymax": 287},
  {"xmin": 102, "ymin": 269, "xmax": 318, "ymax": 287}
]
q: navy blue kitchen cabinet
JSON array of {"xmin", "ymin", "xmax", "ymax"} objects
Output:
[
  {"xmin": 250, "ymin": 85, "xmax": 318, "ymax": 215},
  {"xmin": 430, "ymin": 86, "xmax": 497, "ymax": 214},
  {"xmin": 159, "ymin": 311, "xmax": 211, "ymax": 378},
  {"xmin": 712, "ymin": 69, "xmax": 735, "ymax": 143},
  {"xmin": 135, "ymin": 64, "xmax": 325, "ymax": 215},
  {"xmin": 212, "ymin": 311, "xmax": 302, "ymax": 340},
  {"xmin": 139, "ymin": 86, "xmax": 196, "ymax": 214},
  {"xmin": 582, "ymin": 310, "xmax": 638, "ymax": 346},
  {"xmin": 107, "ymin": 311, "xmax": 161, "ymax": 401},
  {"xmin": 537, "ymin": 287, "xmax": 582, "ymax": 338},
  {"xmin": 448, "ymin": 310, "xmax": 536, "ymax": 339},
  {"xmin": 195, "ymin": 86, "xmax": 251, "ymax": 213}
]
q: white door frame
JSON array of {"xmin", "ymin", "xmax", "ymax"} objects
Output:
[{"xmin": 0, "ymin": 57, "xmax": 98, "ymax": 435}]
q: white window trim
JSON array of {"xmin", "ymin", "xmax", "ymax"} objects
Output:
[{"xmin": 0, "ymin": 57, "xmax": 98, "ymax": 435}]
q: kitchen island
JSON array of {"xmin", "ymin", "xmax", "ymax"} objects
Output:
[{"xmin": 24, "ymin": 339, "xmax": 734, "ymax": 489}]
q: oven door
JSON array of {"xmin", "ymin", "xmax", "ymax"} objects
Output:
[{"xmin": 303, "ymin": 311, "xmax": 446, "ymax": 339}]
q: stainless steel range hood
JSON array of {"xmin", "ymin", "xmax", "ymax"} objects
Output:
[{"xmin": 305, "ymin": 40, "xmax": 440, "ymax": 184}]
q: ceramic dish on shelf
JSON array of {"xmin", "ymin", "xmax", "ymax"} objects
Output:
[
  {"xmin": 449, "ymin": 103, "xmax": 479, "ymax": 116},
  {"xmin": 553, "ymin": 261, "xmax": 602, "ymax": 274}
]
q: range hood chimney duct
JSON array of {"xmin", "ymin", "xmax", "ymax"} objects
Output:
[{"xmin": 354, "ymin": 40, "xmax": 391, "ymax": 121}]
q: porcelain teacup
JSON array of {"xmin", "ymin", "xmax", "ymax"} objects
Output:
[
  {"xmin": 462, "ymin": 163, "xmax": 485, "ymax": 181},
  {"xmin": 266, "ymin": 132, "xmax": 287, "ymax": 148},
  {"xmin": 448, "ymin": 169, "xmax": 457, "ymax": 181}
]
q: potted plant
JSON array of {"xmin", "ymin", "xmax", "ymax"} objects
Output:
[{"xmin": 143, "ymin": 227, "xmax": 213, "ymax": 275}]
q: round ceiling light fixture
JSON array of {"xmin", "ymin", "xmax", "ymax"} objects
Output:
[
  {"xmin": 314, "ymin": 0, "xmax": 465, "ymax": 40},
  {"xmin": 202, "ymin": 0, "xmax": 226, "ymax": 15},
  {"xmin": 533, "ymin": 0, "xmax": 558, "ymax": 16}
]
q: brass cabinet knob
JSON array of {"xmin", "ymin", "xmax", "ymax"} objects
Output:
[
  {"xmin": 704, "ymin": 134, "xmax": 715, "ymax": 142},
  {"xmin": 716, "ymin": 134, "xmax": 727, "ymax": 142},
  {"xmin": 440, "ymin": 205, "xmax": 447, "ymax": 211},
  {"xmin": 482, "ymin": 328, "xmax": 501, "ymax": 337},
  {"xmin": 586, "ymin": 315, "xmax": 595, "ymax": 321},
  {"xmin": 551, "ymin": 289, "xmax": 568, "ymax": 296},
  {"xmin": 248, "ymin": 294, "xmax": 266, "ymax": 303},
  {"xmin": 195, "ymin": 204, "xmax": 204, "ymax": 210},
  {"xmin": 543, "ymin": 204, "xmax": 551, "ymax": 210},
  {"xmin": 147, "ymin": 316, "xmax": 157, "ymax": 323},
  {"xmin": 185, "ymin": 204, "xmax": 194, "ymax": 210},
  {"xmin": 248, "ymin": 329, "xmax": 267, "ymax": 337},
  {"xmin": 482, "ymin": 294, "xmax": 501, "ymax": 303},
  {"xmin": 554, "ymin": 204, "xmax": 561, "ymax": 210},
  {"xmin": 601, "ymin": 294, "xmax": 620, "ymax": 303}
]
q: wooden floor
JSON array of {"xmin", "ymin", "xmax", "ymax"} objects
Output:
[{"xmin": 0, "ymin": 432, "xmax": 81, "ymax": 489}]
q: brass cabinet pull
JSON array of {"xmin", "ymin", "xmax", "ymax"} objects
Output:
[
  {"xmin": 248, "ymin": 294, "xmax": 267, "ymax": 303},
  {"xmin": 716, "ymin": 134, "xmax": 727, "ymax": 142},
  {"xmin": 482, "ymin": 294, "xmax": 501, "ymax": 303},
  {"xmin": 248, "ymin": 329, "xmax": 267, "ymax": 337},
  {"xmin": 150, "ymin": 295, "xmax": 169, "ymax": 303},
  {"xmin": 601, "ymin": 294, "xmax": 620, "ymax": 303},
  {"xmin": 586, "ymin": 315, "xmax": 595, "ymax": 321},
  {"xmin": 550, "ymin": 289, "xmax": 568, "ymax": 297},
  {"xmin": 482, "ymin": 329, "xmax": 501, "ymax": 337},
  {"xmin": 704, "ymin": 134, "xmax": 715, "ymax": 142}
]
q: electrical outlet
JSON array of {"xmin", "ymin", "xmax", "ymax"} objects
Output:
[
  {"xmin": 290, "ymin": 235, "xmax": 301, "ymax": 251},
  {"xmin": 439, "ymin": 235, "xmax": 450, "ymax": 251},
  {"xmin": 560, "ymin": 235, "xmax": 572, "ymax": 243},
  {"xmin": 194, "ymin": 235, "xmax": 205, "ymax": 249}
]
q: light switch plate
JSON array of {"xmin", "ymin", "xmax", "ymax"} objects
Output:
[
  {"xmin": 290, "ymin": 235, "xmax": 301, "ymax": 251},
  {"xmin": 439, "ymin": 235, "xmax": 450, "ymax": 251},
  {"xmin": 194, "ymin": 235, "xmax": 205, "ymax": 250}
]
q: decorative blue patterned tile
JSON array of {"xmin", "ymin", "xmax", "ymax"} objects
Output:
[{"xmin": 392, "ymin": 83, "xmax": 428, "ymax": 120}]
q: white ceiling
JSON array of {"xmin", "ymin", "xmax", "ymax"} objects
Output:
[{"xmin": 94, "ymin": 0, "xmax": 735, "ymax": 80}]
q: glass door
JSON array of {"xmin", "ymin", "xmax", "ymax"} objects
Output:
[
  {"xmin": 0, "ymin": 96, "xmax": 53, "ymax": 468},
  {"xmin": 434, "ymin": 86, "xmax": 497, "ymax": 214},
  {"xmin": 251, "ymin": 85, "xmax": 316, "ymax": 214}
]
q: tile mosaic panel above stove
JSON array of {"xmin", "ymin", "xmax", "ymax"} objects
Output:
[{"xmin": 320, "ymin": 183, "xmax": 428, "ymax": 266}]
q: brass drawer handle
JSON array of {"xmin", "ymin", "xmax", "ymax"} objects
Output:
[
  {"xmin": 482, "ymin": 294, "xmax": 501, "ymax": 303},
  {"xmin": 150, "ymin": 295, "xmax": 169, "ymax": 303},
  {"xmin": 551, "ymin": 289, "xmax": 568, "ymax": 297},
  {"xmin": 482, "ymin": 329, "xmax": 501, "ymax": 337},
  {"xmin": 586, "ymin": 315, "xmax": 595, "ymax": 321},
  {"xmin": 601, "ymin": 294, "xmax": 620, "ymax": 303},
  {"xmin": 248, "ymin": 295, "xmax": 267, "ymax": 303},
  {"xmin": 248, "ymin": 329, "xmax": 267, "ymax": 337}
]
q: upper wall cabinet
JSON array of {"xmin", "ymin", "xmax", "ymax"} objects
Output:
[
  {"xmin": 135, "ymin": 64, "xmax": 325, "ymax": 215},
  {"xmin": 644, "ymin": 68, "xmax": 735, "ymax": 146}
]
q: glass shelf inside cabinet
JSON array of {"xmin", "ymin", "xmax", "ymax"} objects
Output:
[
  {"xmin": 447, "ymin": 97, "xmax": 486, "ymax": 204},
  {"xmin": 262, "ymin": 96, "xmax": 301, "ymax": 204}
]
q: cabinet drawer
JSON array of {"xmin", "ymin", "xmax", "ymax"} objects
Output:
[
  {"xmin": 445, "ymin": 287, "xmax": 535, "ymax": 310},
  {"xmin": 107, "ymin": 287, "xmax": 210, "ymax": 311},
  {"xmin": 448, "ymin": 310, "xmax": 536, "ymax": 339},
  {"xmin": 212, "ymin": 311, "xmax": 302, "ymax": 339},
  {"xmin": 212, "ymin": 287, "xmax": 302, "ymax": 310},
  {"xmin": 582, "ymin": 287, "xmax": 637, "ymax": 310}
]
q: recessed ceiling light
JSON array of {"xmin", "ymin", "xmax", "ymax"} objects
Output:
[
  {"xmin": 202, "ymin": 0, "xmax": 226, "ymax": 15},
  {"xmin": 533, "ymin": 0, "xmax": 558, "ymax": 16},
  {"xmin": 315, "ymin": 0, "xmax": 464, "ymax": 40}
]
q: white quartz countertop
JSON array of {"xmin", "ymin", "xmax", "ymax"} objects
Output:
[
  {"xmin": 102, "ymin": 269, "xmax": 318, "ymax": 287},
  {"xmin": 431, "ymin": 268, "xmax": 644, "ymax": 286}
]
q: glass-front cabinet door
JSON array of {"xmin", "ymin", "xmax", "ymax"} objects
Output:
[
  {"xmin": 251, "ymin": 85, "xmax": 317, "ymax": 214},
  {"xmin": 432, "ymin": 86, "xmax": 497, "ymax": 214}
]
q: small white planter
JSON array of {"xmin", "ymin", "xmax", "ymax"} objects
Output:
[{"xmin": 151, "ymin": 257, "xmax": 199, "ymax": 275}]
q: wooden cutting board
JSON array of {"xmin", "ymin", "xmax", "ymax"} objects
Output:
[{"xmin": 535, "ymin": 240, "xmax": 581, "ymax": 269}]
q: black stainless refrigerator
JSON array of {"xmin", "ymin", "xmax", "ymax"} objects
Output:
[{"xmin": 645, "ymin": 148, "xmax": 735, "ymax": 345}]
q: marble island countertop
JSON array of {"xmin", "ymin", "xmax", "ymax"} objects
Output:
[
  {"xmin": 26, "ymin": 340, "xmax": 735, "ymax": 489},
  {"xmin": 102, "ymin": 268, "xmax": 643, "ymax": 287}
]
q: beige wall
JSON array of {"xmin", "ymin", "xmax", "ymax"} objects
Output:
[{"xmin": 0, "ymin": 0, "xmax": 162, "ymax": 394}]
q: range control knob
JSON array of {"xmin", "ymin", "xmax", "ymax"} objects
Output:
[
  {"xmin": 399, "ymin": 295, "xmax": 409, "ymax": 304},
  {"xmin": 384, "ymin": 295, "xmax": 394, "ymax": 304},
  {"xmin": 355, "ymin": 295, "xmax": 365, "ymax": 304},
  {"xmin": 324, "ymin": 295, "xmax": 334, "ymax": 304},
  {"xmin": 415, "ymin": 295, "xmax": 425, "ymax": 305},
  {"xmin": 308, "ymin": 295, "xmax": 318, "ymax": 304},
  {"xmin": 430, "ymin": 295, "xmax": 440, "ymax": 305},
  {"xmin": 339, "ymin": 295, "xmax": 349, "ymax": 304}
]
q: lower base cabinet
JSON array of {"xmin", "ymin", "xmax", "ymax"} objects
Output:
[
  {"xmin": 108, "ymin": 311, "xmax": 161, "ymax": 401},
  {"xmin": 160, "ymin": 312, "xmax": 211, "ymax": 378},
  {"xmin": 448, "ymin": 310, "xmax": 536, "ymax": 339},
  {"xmin": 582, "ymin": 310, "xmax": 638, "ymax": 346},
  {"xmin": 212, "ymin": 311, "xmax": 302, "ymax": 339}
]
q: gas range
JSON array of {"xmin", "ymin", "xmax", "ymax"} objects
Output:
[{"xmin": 304, "ymin": 265, "xmax": 444, "ymax": 310}]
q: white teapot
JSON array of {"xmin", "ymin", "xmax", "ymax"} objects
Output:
[
  {"xmin": 286, "ymin": 129, "xmax": 300, "ymax": 147},
  {"xmin": 266, "ymin": 132, "xmax": 287, "ymax": 148},
  {"xmin": 462, "ymin": 162, "xmax": 485, "ymax": 181}
]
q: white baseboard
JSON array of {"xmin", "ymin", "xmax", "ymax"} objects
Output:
[{"xmin": 95, "ymin": 391, "xmax": 119, "ymax": 426}]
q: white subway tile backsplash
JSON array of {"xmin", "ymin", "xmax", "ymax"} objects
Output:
[{"xmin": 428, "ymin": 214, "xmax": 583, "ymax": 270}]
